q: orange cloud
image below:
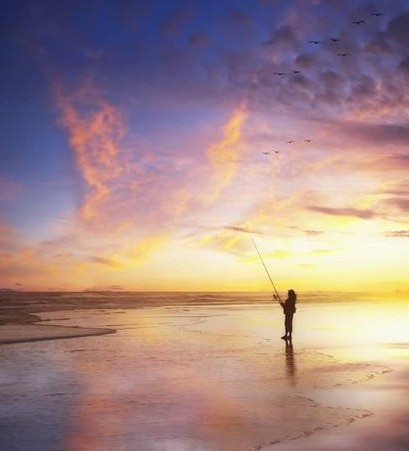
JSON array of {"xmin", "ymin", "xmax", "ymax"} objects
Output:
[
  {"xmin": 55, "ymin": 82, "xmax": 128, "ymax": 223},
  {"xmin": 206, "ymin": 107, "xmax": 247, "ymax": 202}
]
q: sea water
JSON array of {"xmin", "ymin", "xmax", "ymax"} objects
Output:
[{"xmin": 0, "ymin": 292, "xmax": 408, "ymax": 451}]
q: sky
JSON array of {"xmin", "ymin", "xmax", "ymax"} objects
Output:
[{"xmin": 1, "ymin": 0, "xmax": 409, "ymax": 293}]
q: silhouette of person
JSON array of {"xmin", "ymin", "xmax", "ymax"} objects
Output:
[{"xmin": 279, "ymin": 289, "xmax": 297, "ymax": 341}]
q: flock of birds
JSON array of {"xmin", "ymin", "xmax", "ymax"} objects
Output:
[
  {"xmin": 271, "ymin": 11, "xmax": 384, "ymax": 75},
  {"xmin": 263, "ymin": 10, "xmax": 385, "ymax": 157},
  {"xmin": 262, "ymin": 139, "xmax": 313, "ymax": 156}
]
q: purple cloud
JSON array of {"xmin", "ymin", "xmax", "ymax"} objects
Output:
[
  {"xmin": 387, "ymin": 11, "xmax": 409, "ymax": 48},
  {"xmin": 385, "ymin": 198, "xmax": 409, "ymax": 212}
]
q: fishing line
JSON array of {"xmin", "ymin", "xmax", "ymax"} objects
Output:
[{"xmin": 250, "ymin": 234, "xmax": 281, "ymax": 303}]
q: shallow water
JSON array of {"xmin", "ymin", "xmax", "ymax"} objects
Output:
[{"xmin": 0, "ymin": 298, "xmax": 408, "ymax": 451}]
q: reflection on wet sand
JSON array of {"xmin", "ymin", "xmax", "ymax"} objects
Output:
[
  {"xmin": 1, "ymin": 299, "xmax": 408, "ymax": 451},
  {"xmin": 285, "ymin": 341, "xmax": 297, "ymax": 386}
]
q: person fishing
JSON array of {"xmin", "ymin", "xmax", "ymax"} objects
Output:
[
  {"xmin": 250, "ymin": 235, "xmax": 297, "ymax": 342},
  {"xmin": 275, "ymin": 289, "xmax": 297, "ymax": 341}
]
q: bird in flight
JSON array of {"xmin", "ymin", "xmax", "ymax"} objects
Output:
[
  {"xmin": 287, "ymin": 140, "xmax": 294, "ymax": 144},
  {"xmin": 337, "ymin": 52, "xmax": 350, "ymax": 57},
  {"xmin": 274, "ymin": 72, "xmax": 286, "ymax": 76},
  {"xmin": 304, "ymin": 139, "xmax": 313, "ymax": 143},
  {"xmin": 330, "ymin": 38, "xmax": 341, "ymax": 42},
  {"xmin": 293, "ymin": 70, "xmax": 301, "ymax": 74},
  {"xmin": 262, "ymin": 152, "xmax": 270, "ymax": 155},
  {"xmin": 352, "ymin": 20, "xmax": 366, "ymax": 25},
  {"xmin": 371, "ymin": 12, "xmax": 383, "ymax": 16},
  {"xmin": 309, "ymin": 40, "xmax": 323, "ymax": 44}
]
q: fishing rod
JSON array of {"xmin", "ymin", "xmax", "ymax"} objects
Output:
[{"xmin": 250, "ymin": 234, "xmax": 282, "ymax": 304}]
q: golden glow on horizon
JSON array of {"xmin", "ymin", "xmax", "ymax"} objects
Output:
[{"xmin": 2, "ymin": 91, "xmax": 409, "ymax": 294}]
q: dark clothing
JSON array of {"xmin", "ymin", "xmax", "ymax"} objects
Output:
[
  {"xmin": 282, "ymin": 298, "xmax": 296, "ymax": 315},
  {"xmin": 281, "ymin": 293, "xmax": 296, "ymax": 338},
  {"xmin": 285, "ymin": 312, "xmax": 294, "ymax": 334}
]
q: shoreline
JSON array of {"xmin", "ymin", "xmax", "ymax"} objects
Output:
[
  {"xmin": 0, "ymin": 323, "xmax": 116, "ymax": 345},
  {"xmin": 0, "ymin": 301, "xmax": 117, "ymax": 345}
]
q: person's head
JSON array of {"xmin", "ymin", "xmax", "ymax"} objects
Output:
[{"xmin": 288, "ymin": 289, "xmax": 296, "ymax": 300}]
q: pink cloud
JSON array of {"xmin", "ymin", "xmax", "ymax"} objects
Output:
[
  {"xmin": 205, "ymin": 107, "xmax": 247, "ymax": 203},
  {"xmin": 308, "ymin": 206, "xmax": 378, "ymax": 219}
]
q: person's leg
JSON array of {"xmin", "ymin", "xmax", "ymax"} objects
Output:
[
  {"xmin": 281, "ymin": 316, "xmax": 287, "ymax": 339},
  {"xmin": 287, "ymin": 313, "xmax": 293, "ymax": 340},
  {"xmin": 283, "ymin": 314, "xmax": 290, "ymax": 338}
]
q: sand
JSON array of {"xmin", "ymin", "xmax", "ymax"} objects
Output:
[
  {"xmin": 1, "ymin": 292, "xmax": 408, "ymax": 450},
  {"xmin": 0, "ymin": 324, "xmax": 115, "ymax": 344},
  {"xmin": 0, "ymin": 292, "xmax": 117, "ymax": 344}
]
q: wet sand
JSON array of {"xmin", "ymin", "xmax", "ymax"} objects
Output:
[
  {"xmin": 0, "ymin": 292, "xmax": 408, "ymax": 450},
  {"xmin": 0, "ymin": 292, "xmax": 117, "ymax": 344},
  {"xmin": 0, "ymin": 324, "xmax": 115, "ymax": 344},
  {"xmin": 260, "ymin": 352, "xmax": 409, "ymax": 451}
]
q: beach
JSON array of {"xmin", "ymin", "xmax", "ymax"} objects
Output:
[{"xmin": 0, "ymin": 292, "xmax": 408, "ymax": 450}]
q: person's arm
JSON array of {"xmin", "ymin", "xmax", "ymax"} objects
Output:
[{"xmin": 274, "ymin": 294, "xmax": 285, "ymax": 308}]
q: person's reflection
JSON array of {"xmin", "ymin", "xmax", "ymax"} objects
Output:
[{"xmin": 285, "ymin": 340, "xmax": 297, "ymax": 386}]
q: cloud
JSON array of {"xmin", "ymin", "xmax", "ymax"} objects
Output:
[
  {"xmin": 53, "ymin": 76, "xmax": 217, "ymax": 237},
  {"xmin": 263, "ymin": 25, "xmax": 299, "ymax": 51},
  {"xmin": 308, "ymin": 206, "xmax": 378, "ymax": 219},
  {"xmin": 206, "ymin": 107, "xmax": 247, "ymax": 202},
  {"xmin": 379, "ymin": 181, "xmax": 409, "ymax": 196},
  {"xmin": 386, "ymin": 11, "xmax": 409, "ymax": 49},
  {"xmin": 126, "ymin": 235, "xmax": 167, "ymax": 263},
  {"xmin": 55, "ymin": 82, "xmax": 132, "ymax": 223},
  {"xmin": 88, "ymin": 255, "xmax": 123, "ymax": 268},
  {"xmin": 385, "ymin": 198, "xmax": 409, "ymax": 212},
  {"xmin": 224, "ymin": 226, "xmax": 254, "ymax": 233},
  {"xmin": 327, "ymin": 121, "xmax": 409, "ymax": 148},
  {"xmin": 384, "ymin": 230, "xmax": 409, "ymax": 238},
  {"xmin": 200, "ymin": 232, "xmax": 251, "ymax": 256}
]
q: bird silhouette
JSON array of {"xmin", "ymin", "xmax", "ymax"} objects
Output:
[
  {"xmin": 352, "ymin": 20, "xmax": 366, "ymax": 25},
  {"xmin": 293, "ymin": 70, "xmax": 301, "ymax": 74},
  {"xmin": 262, "ymin": 152, "xmax": 270, "ymax": 155},
  {"xmin": 287, "ymin": 140, "xmax": 294, "ymax": 144},
  {"xmin": 309, "ymin": 40, "xmax": 323, "ymax": 44},
  {"xmin": 304, "ymin": 139, "xmax": 312, "ymax": 143},
  {"xmin": 330, "ymin": 38, "xmax": 341, "ymax": 42},
  {"xmin": 337, "ymin": 52, "xmax": 350, "ymax": 57},
  {"xmin": 371, "ymin": 12, "xmax": 383, "ymax": 16},
  {"xmin": 274, "ymin": 72, "xmax": 286, "ymax": 76}
]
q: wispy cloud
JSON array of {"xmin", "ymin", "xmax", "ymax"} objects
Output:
[
  {"xmin": 308, "ymin": 205, "xmax": 378, "ymax": 219},
  {"xmin": 88, "ymin": 255, "xmax": 123, "ymax": 268},
  {"xmin": 206, "ymin": 108, "xmax": 247, "ymax": 202},
  {"xmin": 55, "ymin": 82, "xmax": 129, "ymax": 223},
  {"xmin": 384, "ymin": 230, "xmax": 409, "ymax": 238}
]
